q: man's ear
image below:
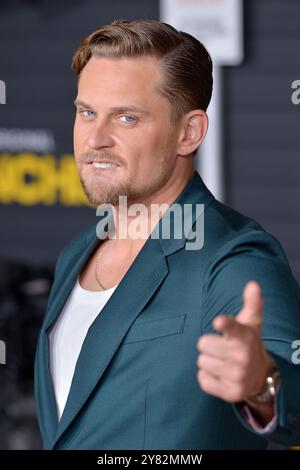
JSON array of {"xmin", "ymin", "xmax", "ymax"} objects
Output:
[{"xmin": 177, "ymin": 110, "xmax": 208, "ymax": 157}]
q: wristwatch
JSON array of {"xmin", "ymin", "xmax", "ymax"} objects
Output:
[{"xmin": 246, "ymin": 358, "xmax": 280, "ymax": 404}]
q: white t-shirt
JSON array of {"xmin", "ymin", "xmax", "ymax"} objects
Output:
[{"xmin": 49, "ymin": 277, "xmax": 118, "ymax": 420}]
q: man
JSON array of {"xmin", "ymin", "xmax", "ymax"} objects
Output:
[{"xmin": 34, "ymin": 19, "xmax": 300, "ymax": 449}]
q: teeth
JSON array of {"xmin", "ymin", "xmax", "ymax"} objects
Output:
[{"xmin": 92, "ymin": 162, "xmax": 117, "ymax": 169}]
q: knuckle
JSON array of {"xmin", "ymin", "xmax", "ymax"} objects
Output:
[
  {"xmin": 199, "ymin": 370, "xmax": 209, "ymax": 388},
  {"xmin": 197, "ymin": 336, "xmax": 208, "ymax": 351},
  {"xmin": 197, "ymin": 335, "xmax": 211, "ymax": 351},
  {"xmin": 197, "ymin": 338, "xmax": 203, "ymax": 351}
]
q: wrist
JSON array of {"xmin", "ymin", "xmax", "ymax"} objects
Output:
[{"xmin": 246, "ymin": 355, "xmax": 280, "ymax": 405}]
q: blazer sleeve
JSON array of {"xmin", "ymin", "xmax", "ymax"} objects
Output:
[{"xmin": 200, "ymin": 228, "xmax": 300, "ymax": 446}]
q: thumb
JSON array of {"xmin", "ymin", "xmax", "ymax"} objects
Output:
[{"xmin": 236, "ymin": 281, "xmax": 263, "ymax": 330}]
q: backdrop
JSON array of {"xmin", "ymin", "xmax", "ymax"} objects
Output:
[{"xmin": 0, "ymin": 0, "xmax": 299, "ymax": 450}]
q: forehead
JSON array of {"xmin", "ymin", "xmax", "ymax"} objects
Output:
[{"xmin": 77, "ymin": 56, "xmax": 164, "ymax": 108}]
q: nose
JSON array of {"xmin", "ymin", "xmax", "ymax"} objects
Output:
[{"xmin": 87, "ymin": 120, "xmax": 115, "ymax": 150}]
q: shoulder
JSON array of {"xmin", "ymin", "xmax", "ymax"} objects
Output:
[
  {"xmin": 203, "ymin": 198, "xmax": 290, "ymax": 267},
  {"xmin": 200, "ymin": 199, "xmax": 299, "ymax": 310}
]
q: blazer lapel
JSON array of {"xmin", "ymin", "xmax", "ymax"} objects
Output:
[
  {"xmin": 36, "ymin": 224, "xmax": 103, "ymax": 445},
  {"xmin": 46, "ymin": 171, "xmax": 214, "ymax": 447}
]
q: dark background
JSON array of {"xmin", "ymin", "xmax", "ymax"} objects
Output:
[{"xmin": 0, "ymin": 0, "xmax": 299, "ymax": 449}]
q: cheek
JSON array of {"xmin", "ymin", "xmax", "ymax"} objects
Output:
[
  {"xmin": 147, "ymin": 130, "xmax": 176, "ymax": 166},
  {"xmin": 73, "ymin": 120, "xmax": 87, "ymax": 152},
  {"xmin": 150, "ymin": 121, "xmax": 176, "ymax": 149}
]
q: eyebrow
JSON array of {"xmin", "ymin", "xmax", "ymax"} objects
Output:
[{"xmin": 74, "ymin": 99, "xmax": 150, "ymax": 115}]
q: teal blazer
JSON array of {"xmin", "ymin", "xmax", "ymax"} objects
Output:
[{"xmin": 34, "ymin": 171, "xmax": 300, "ymax": 449}]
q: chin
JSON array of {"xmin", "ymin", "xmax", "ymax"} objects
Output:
[{"xmin": 83, "ymin": 182, "xmax": 123, "ymax": 206}]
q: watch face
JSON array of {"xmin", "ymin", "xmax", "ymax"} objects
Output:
[{"xmin": 247, "ymin": 368, "xmax": 280, "ymax": 404}]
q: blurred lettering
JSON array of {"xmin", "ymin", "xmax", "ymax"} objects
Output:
[{"xmin": 0, "ymin": 153, "xmax": 90, "ymax": 206}]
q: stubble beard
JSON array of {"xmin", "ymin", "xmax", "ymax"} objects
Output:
[
  {"xmin": 79, "ymin": 160, "xmax": 175, "ymax": 209},
  {"xmin": 79, "ymin": 173, "xmax": 129, "ymax": 206}
]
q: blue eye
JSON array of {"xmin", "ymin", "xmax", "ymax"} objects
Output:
[
  {"xmin": 119, "ymin": 115, "xmax": 135, "ymax": 123},
  {"xmin": 80, "ymin": 110, "xmax": 95, "ymax": 118}
]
